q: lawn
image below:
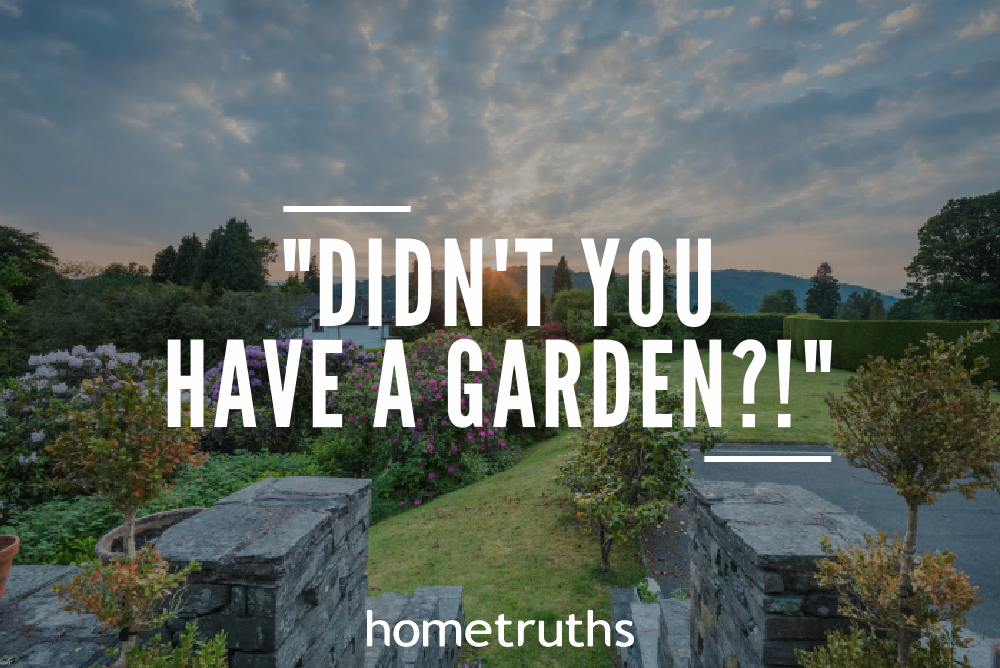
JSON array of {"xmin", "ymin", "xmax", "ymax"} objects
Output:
[
  {"xmin": 367, "ymin": 431, "xmax": 648, "ymax": 668},
  {"xmin": 620, "ymin": 346, "xmax": 854, "ymax": 442}
]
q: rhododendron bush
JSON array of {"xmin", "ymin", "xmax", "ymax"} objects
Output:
[
  {"xmin": 0, "ymin": 344, "xmax": 148, "ymax": 516},
  {"xmin": 308, "ymin": 330, "xmax": 521, "ymax": 507}
]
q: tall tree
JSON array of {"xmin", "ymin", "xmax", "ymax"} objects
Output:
[
  {"xmin": 805, "ymin": 262, "xmax": 841, "ymax": 319},
  {"xmin": 869, "ymin": 296, "xmax": 886, "ymax": 320},
  {"xmin": 904, "ymin": 189, "xmax": 1000, "ymax": 320},
  {"xmin": 171, "ymin": 234, "xmax": 203, "ymax": 287},
  {"xmin": 886, "ymin": 296, "xmax": 928, "ymax": 321},
  {"xmin": 838, "ymin": 289, "xmax": 881, "ymax": 320},
  {"xmin": 552, "ymin": 255, "xmax": 573, "ymax": 295},
  {"xmin": 0, "ymin": 225, "xmax": 58, "ymax": 302},
  {"xmin": 150, "ymin": 245, "xmax": 177, "ymax": 283},
  {"xmin": 303, "ymin": 255, "xmax": 320, "ymax": 293},
  {"xmin": 198, "ymin": 218, "xmax": 269, "ymax": 292}
]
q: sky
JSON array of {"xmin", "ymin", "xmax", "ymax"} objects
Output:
[{"xmin": 1, "ymin": 0, "xmax": 998, "ymax": 294}]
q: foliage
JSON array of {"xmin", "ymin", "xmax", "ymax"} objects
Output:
[
  {"xmin": 552, "ymin": 255, "xmax": 573, "ymax": 296},
  {"xmin": 201, "ymin": 338, "xmax": 363, "ymax": 454},
  {"xmin": 556, "ymin": 363, "xmax": 723, "ymax": 570},
  {"xmin": 0, "ymin": 344, "xmax": 149, "ymax": 516},
  {"xmin": 537, "ymin": 322, "xmax": 568, "ymax": 341},
  {"xmin": 197, "ymin": 218, "xmax": 274, "ymax": 292},
  {"xmin": 887, "ymin": 297, "xmax": 931, "ymax": 321},
  {"xmin": 759, "ymin": 289, "xmax": 799, "ymax": 314},
  {"xmin": 785, "ymin": 316, "xmax": 1000, "ymax": 384},
  {"xmin": 904, "ymin": 189, "xmax": 1000, "ymax": 320},
  {"xmin": 710, "ymin": 299, "xmax": 735, "ymax": 313},
  {"xmin": 10, "ymin": 282, "xmax": 302, "ymax": 374},
  {"xmin": 805, "ymin": 262, "xmax": 842, "ymax": 319},
  {"xmin": 46, "ymin": 363, "xmax": 208, "ymax": 558},
  {"xmin": 796, "ymin": 624, "xmax": 969, "ymax": 668},
  {"xmin": 566, "ymin": 308, "xmax": 602, "ymax": 344},
  {"xmin": 303, "ymin": 254, "xmax": 321, "ymax": 293},
  {"xmin": 636, "ymin": 579, "xmax": 658, "ymax": 603},
  {"xmin": 838, "ymin": 289, "xmax": 885, "ymax": 321},
  {"xmin": 310, "ymin": 331, "xmax": 515, "ymax": 506},
  {"xmin": 150, "ymin": 246, "xmax": 177, "ymax": 284},
  {"xmin": 279, "ymin": 274, "xmax": 311, "ymax": 294},
  {"xmin": 549, "ymin": 288, "xmax": 594, "ymax": 326},
  {"xmin": 113, "ymin": 621, "xmax": 228, "ymax": 668},
  {"xmin": 0, "ymin": 225, "xmax": 59, "ymax": 303},
  {"xmin": 826, "ymin": 327, "xmax": 1000, "ymax": 667},
  {"xmin": 0, "ymin": 255, "xmax": 27, "ymax": 338},
  {"xmin": 53, "ymin": 547, "xmax": 197, "ymax": 634},
  {"xmin": 2, "ymin": 450, "xmax": 319, "ymax": 566},
  {"xmin": 170, "ymin": 234, "xmax": 203, "ymax": 287},
  {"xmin": 814, "ymin": 533, "xmax": 981, "ymax": 642}
]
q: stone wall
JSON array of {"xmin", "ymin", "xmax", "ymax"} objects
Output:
[
  {"xmin": 155, "ymin": 476, "xmax": 372, "ymax": 668},
  {"xmin": 687, "ymin": 481, "xmax": 874, "ymax": 668}
]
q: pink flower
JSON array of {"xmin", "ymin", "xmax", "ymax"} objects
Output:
[
  {"xmin": 414, "ymin": 498, "xmax": 422, "ymax": 506},
  {"xmin": 451, "ymin": 444, "xmax": 458, "ymax": 452},
  {"xmin": 447, "ymin": 464, "xmax": 456, "ymax": 473},
  {"xmin": 427, "ymin": 443, "xmax": 434, "ymax": 452},
  {"xmin": 428, "ymin": 472, "xmax": 436, "ymax": 480}
]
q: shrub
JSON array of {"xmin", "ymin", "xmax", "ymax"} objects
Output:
[
  {"xmin": 200, "ymin": 338, "xmax": 364, "ymax": 454},
  {"xmin": 0, "ymin": 344, "xmax": 147, "ymax": 517},
  {"xmin": 557, "ymin": 362, "xmax": 724, "ymax": 571},
  {"xmin": 115, "ymin": 621, "xmax": 228, "ymax": 668},
  {"xmin": 537, "ymin": 322, "xmax": 568, "ymax": 340}
]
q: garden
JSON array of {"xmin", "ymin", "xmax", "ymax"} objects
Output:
[{"xmin": 1, "ymin": 316, "xmax": 998, "ymax": 668}]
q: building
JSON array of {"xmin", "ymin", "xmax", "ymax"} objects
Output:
[{"xmin": 292, "ymin": 294, "xmax": 396, "ymax": 349}]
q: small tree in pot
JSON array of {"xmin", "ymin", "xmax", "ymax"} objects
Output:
[{"xmin": 47, "ymin": 364, "xmax": 223, "ymax": 666}]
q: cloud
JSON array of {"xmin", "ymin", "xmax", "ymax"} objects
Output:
[
  {"xmin": 881, "ymin": 3, "xmax": 925, "ymax": 34},
  {"xmin": 818, "ymin": 40, "xmax": 888, "ymax": 76},
  {"xmin": 956, "ymin": 10, "xmax": 1000, "ymax": 40},
  {"xmin": 832, "ymin": 19, "xmax": 864, "ymax": 36}
]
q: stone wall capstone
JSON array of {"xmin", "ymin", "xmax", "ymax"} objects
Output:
[{"xmin": 688, "ymin": 481, "xmax": 876, "ymax": 668}]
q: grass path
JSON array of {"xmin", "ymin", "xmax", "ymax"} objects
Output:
[{"xmin": 367, "ymin": 432, "xmax": 647, "ymax": 668}]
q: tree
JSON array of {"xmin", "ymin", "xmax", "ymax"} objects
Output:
[
  {"xmin": 303, "ymin": 255, "xmax": 320, "ymax": 293},
  {"xmin": 171, "ymin": 234, "xmax": 203, "ymax": 287},
  {"xmin": 759, "ymin": 289, "xmax": 799, "ymax": 314},
  {"xmin": 838, "ymin": 289, "xmax": 881, "ymax": 320},
  {"xmin": 825, "ymin": 326, "xmax": 1000, "ymax": 668},
  {"xmin": 710, "ymin": 299, "xmax": 735, "ymax": 313},
  {"xmin": 198, "ymin": 218, "xmax": 271, "ymax": 292},
  {"xmin": 0, "ymin": 225, "xmax": 58, "ymax": 302},
  {"xmin": 805, "ymin": 262, "xmax": 841, "ymax": 318},
  {"xmin": 904, "ymin": 189, "xmax": 1000, "ymax": 320},
  {"xmin": 869, "ymin": 296, "xmax": 886, "ymax": 321},
  {"xmin": 886, "ymin": 296, "xmax": 929, "ymax": 321},
  {"xmin": 150, "ymin": 245, "xmax": 177, "ymax": 283},
  {"xmin": 557, "ymin": 363, "xmax": 722, "ymax": 571},
  {"xmin": 0, "ymin": 256, "xmax": 27, "ymax": 337},
  {"xmin": 552, "ymin": 255, "xmax": 573, "ymax": 296}
]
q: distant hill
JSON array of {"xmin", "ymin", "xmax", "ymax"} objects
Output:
[
  {"xmin": 683, "ymin": 269, "xmax": 898, "ymax": 314},
  {"xmin": 325, "ymin": 268, "xmax": 897, "ymax": 315}
]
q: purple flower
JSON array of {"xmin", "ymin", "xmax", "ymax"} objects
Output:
[
  {"xmin": 447, "ymin": 464, "xmax": 456, "ymax": 473},
  {"xmin": 111, "ymin": 382, "xmax": 121, "ymax": 390},
  {"xmin": 414, "ymin": 498, "xmax": 422, "ymax": 506},
  {"xmin": 427, "ymin": 443, "xmax": 434, "ymax": 452},
  {"xmin": 451, "ymin": 444, "xmax": 458, "ymax": 452},
  {"xmin": 428, "ymin": 472, "xmax": 435, "ymax": 480},
  {"xmin": 399, "ymin": 501, "xmax": 405, "ymax": 507}
]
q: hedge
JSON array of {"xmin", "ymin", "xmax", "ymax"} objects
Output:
[{"xmin": 784, "ymin": 317, "xmax": 1000, "ymax": 384}]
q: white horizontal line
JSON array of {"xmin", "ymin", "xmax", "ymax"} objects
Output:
[
  {"xmin": 704, "ymin": 455, "xmax": 832, "ymax": 463},
  {"xmin": 283, "ymin": 206, "xmax": 411, "ymax": 213}
]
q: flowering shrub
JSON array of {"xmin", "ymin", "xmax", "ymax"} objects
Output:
[
  {"xmin": 537, "ymin": 322, "xmax": 568, "ymax": 341},
  {"xmin": 0, "ymin": 344, "xmax": 147, "ymax": 516},
  {"xmin": 200, "ymin": 338, "xmax": 364, "ymax": 454},
  {"xmin": 309, "ymin": 331, "xmax": 518, "ymax": 508}
]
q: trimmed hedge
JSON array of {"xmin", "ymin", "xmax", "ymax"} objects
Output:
[{"xmin": 785, "ymin": 317, "xmax": 1000, "ymax": 383}]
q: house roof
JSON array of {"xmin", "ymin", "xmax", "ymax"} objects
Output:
[{"xmin": 294, "ymin": 293, "xmax": 393, "ymax": 326}]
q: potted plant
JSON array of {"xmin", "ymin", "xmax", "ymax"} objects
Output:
[
  {"xmin": 47, "ymin": 363, "xmax": 224, "ymax": 666},
  {"xmin": 0, "ymin": 534, "xmax": 18, "ymax": 604}
]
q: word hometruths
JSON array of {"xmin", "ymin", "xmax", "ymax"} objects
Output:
[{"xmin": 166, "ymin": 237, "xmax": 753, "ymax": 430}]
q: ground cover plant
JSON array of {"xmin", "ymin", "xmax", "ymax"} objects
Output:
[{"xmin": 367, "ymin": 431, "xmax": 648, "ymax": 668}]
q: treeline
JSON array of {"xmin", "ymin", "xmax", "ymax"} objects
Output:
[{"xmin": 0, "ymin": 221, "xmax": 297, "ymax": 378}]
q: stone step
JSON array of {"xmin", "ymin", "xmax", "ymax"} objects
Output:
[{"xmin": 364, "ymin": 586, "xmax": 464, "ymax": 668}]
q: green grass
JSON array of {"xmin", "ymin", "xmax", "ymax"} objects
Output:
[
  {"xmin": 657, "ymin": 348, "xmax": 854, "ymax": 442},
  {"xmin": 368, "ymin": 431, "xmax": 647, "ymax": 668}
]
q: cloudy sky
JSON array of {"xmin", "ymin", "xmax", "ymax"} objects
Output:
[{"xmin": 1, "ymin": 0, "xmax": 998, "ymax": 292}]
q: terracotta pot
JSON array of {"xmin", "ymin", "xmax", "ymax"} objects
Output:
[
  {"xmin": 0, "ymin": 535, "xmax": 19, "ymax": 603},
  {"xmin": 95, "ymin": 507, "xmax": 205, "ymax": 564}
]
